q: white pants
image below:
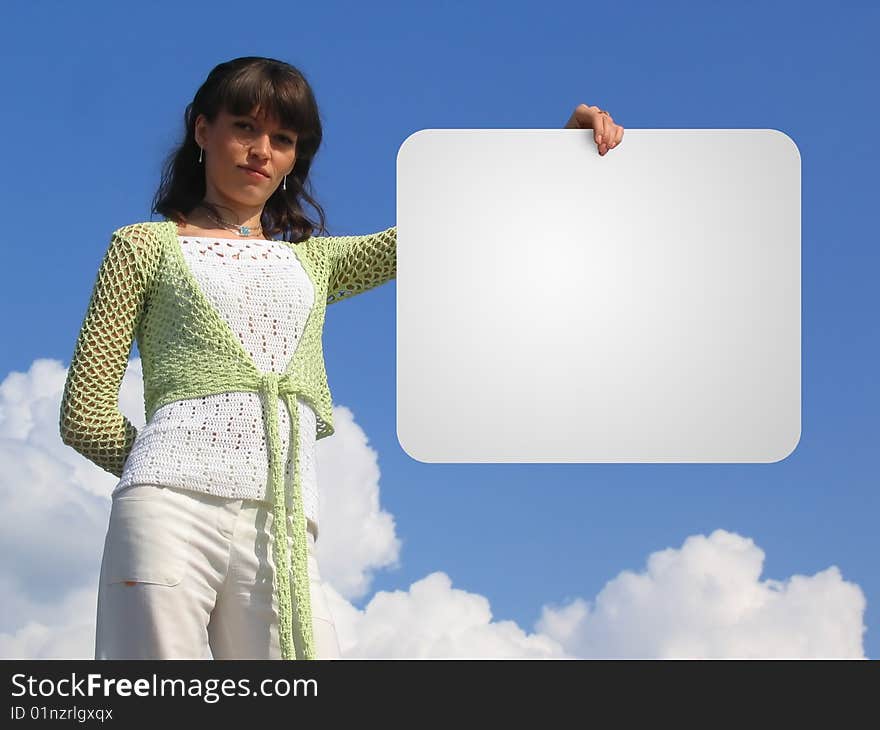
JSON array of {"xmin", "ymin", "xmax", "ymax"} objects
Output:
[{"xmin": 95, "ymin": 483, "xmax": 342, "ymax": 660}]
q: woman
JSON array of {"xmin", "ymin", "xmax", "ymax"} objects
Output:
[{"xmin": 59, "ymin": 56, "xmax": 624, "ymax": 660}]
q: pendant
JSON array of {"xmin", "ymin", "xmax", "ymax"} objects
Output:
[{"xmin": 238, "ymin": 226, "xmax": 250, "ymax": 236}]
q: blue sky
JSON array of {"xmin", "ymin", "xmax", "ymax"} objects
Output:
[{"xmin": 0, "ymin": 0, "xmax": 876, "ymax": 658}]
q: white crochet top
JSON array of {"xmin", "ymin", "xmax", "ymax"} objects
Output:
[{"xmin": 115, "ymin": 235, "xmax": 321, "ymax": 536}]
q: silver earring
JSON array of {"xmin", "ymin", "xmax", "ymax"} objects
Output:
[
  {"xmin": 198, "ymin": 146, "xmax": 203, "ymax": 163},
  {"xmin": 283, "ymin": 174, "xmax": 287, "ymax": 191}
]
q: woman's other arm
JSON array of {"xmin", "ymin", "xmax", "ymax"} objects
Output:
[{"xmin": 59, "ymin": 228, "xmax": 148, "ymax": 477}]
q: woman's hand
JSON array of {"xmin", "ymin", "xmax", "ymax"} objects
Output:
[{"xmin": 564, "ymin": 103, "xmax": 624, "ymax": 156}]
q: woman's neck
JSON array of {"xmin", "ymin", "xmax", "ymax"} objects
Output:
[{"xmin": 176, "ymin": 209, "xmax": 269, "ymax": 240}]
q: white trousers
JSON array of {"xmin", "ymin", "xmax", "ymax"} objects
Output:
[{"xmin": 95, "ymin": 483, "xmax": 342, "ymax": 660}]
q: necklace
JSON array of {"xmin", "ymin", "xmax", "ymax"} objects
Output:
[{"xmin": 198, "ymin": 205, "xmax": 264, "ymax": 238}]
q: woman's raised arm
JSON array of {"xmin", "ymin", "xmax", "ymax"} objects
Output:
[{"xmin": 325, "ymin": 225, "xmax": 397, "ymax": 305}]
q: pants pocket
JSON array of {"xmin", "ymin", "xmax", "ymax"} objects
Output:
[{"xmin": 105, "ymin": 490, "xmax": 185, "ymax": 587}]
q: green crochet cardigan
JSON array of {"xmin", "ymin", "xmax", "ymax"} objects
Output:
[{"xmin": 59, "ymin": 219, "xmax": 397, "ymax": 660}]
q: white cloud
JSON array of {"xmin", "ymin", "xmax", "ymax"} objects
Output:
[
  {"xmin": 325, "ymin": 572, "xmax": 566, "ymax": 658},
  {"xmin": 0, "ymin": 359, "xmax": 111, "ymax": 635},
  {"xmin": 535, "ymin": 530, "xmax": 867, "ymax": 658},
  {"xmin": 0, "ymin": 359, "xmax": 867, "ymax": 659},
  {"xmin": 313, "ymin": 404, "xmax": 402, "ymax": 600},
  {"xmin": 322, "ymin": 530, "xmax": 866, "ymax": 659},
  {"xmin": 0, "ymin": 581, "xmax": 95, "ymax": 660}
]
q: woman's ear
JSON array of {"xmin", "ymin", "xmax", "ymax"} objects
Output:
[{"xmin": 193, "ymin": 114, "xmax": 208, "ymax": 149}]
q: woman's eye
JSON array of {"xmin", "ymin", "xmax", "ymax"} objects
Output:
[{"xmin": 235, "ymin": 122, "xmax": 292, "ymax": 144}]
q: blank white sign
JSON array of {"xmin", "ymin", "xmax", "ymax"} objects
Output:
[{"xmin": 395, "ymin": 129, "xmax": 801, "ymax": 463}]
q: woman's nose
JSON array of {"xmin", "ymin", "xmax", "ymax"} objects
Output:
[{"xmin": 250, "ymin": 134, "xmax": 271, "ymax": 157}]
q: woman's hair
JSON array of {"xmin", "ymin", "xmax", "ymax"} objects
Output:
[{"xmin": 152, "ymin": 56, "xmax": 328, "ymax": 242}]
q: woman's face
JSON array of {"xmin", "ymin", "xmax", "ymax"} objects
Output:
[{"xmin": 194, "ymin": 105, "xmax": 299, "ymax": 208}]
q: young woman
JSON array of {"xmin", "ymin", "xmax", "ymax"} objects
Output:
[{"xmin": 59, "ymin": 56, "xmax": 623, "ymax": 660}]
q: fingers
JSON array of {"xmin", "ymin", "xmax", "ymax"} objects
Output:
[
  {"xmin": 604, "ymin": 122, "xmax": 624, "ymax": 154},
  {"xmin": 567, "ymin": 103, "xmax": 623, "ymax": 156},
  {"xmin": 589, "ymin": 106, "xmax": 606, "ymax": 146},
  {"xmin": 598, "ymin": 114, "xmax": 612, "ymax": 155},
  {"xmin": 596, "ymin": 110, "xmax": 623, "ymax": 156},
  {"xmin": 590, "ymin": 107, "xmax": 611, "ymax": 155},
  {"xmin": 601, "ymin": 116, "xmax": 612, "ymax": 154}
]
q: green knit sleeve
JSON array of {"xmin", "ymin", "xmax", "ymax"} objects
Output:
[
  {"xmin": 325, "ymin": 225, "xmax": 396, "ymax": 305},
  {"xmin": 59, "ymin": 227, "xmax": 149, "ymax": 478}
]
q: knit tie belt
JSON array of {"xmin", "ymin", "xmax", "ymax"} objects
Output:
[{"xmin": 256, "ymin": 371, "xmax": 315, "ymax": 660}]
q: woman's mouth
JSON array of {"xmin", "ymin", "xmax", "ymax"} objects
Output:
[{"xmin": 239, "ymin": 166, "xmax": 269, "ymax": 179}]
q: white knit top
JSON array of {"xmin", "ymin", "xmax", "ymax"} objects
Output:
[{"xmin": 115, "ymin": 235, "xmax": 321, "ymax": 537}]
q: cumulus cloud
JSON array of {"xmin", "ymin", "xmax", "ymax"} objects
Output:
[
  {"xmin": 0, "ymin": 359, "xmax": 112, "ymax": 635},
  {"xmin": 0, "ymin": 580, "xmax": 95, "ymax": 660},
  {"xmin": 536, "ymin": 530, "xmax": 867, "ymax": 658},
  {"xmin": 313, "ymin": 405, "xmax": 402, "ymax": 600},
  {"xmin": 325, "ymin": 572, "xmax": 566, "ymax": 658},
  {"xmin": 0, "ymin": 359, "xmax": 867, "ymax": 659},
  {"xmin": 325, "ymin": 531, "xmax": 866, "ymax": 659}
]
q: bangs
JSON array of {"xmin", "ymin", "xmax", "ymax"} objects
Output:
[{"xmin": 219, "ymin": 65, "xmax": 310, "ymax": 135}]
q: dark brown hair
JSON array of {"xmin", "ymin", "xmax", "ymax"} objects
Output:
[{"xmin": 152, "ymin": 56, "xmax": 328, "ymax": 242}]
